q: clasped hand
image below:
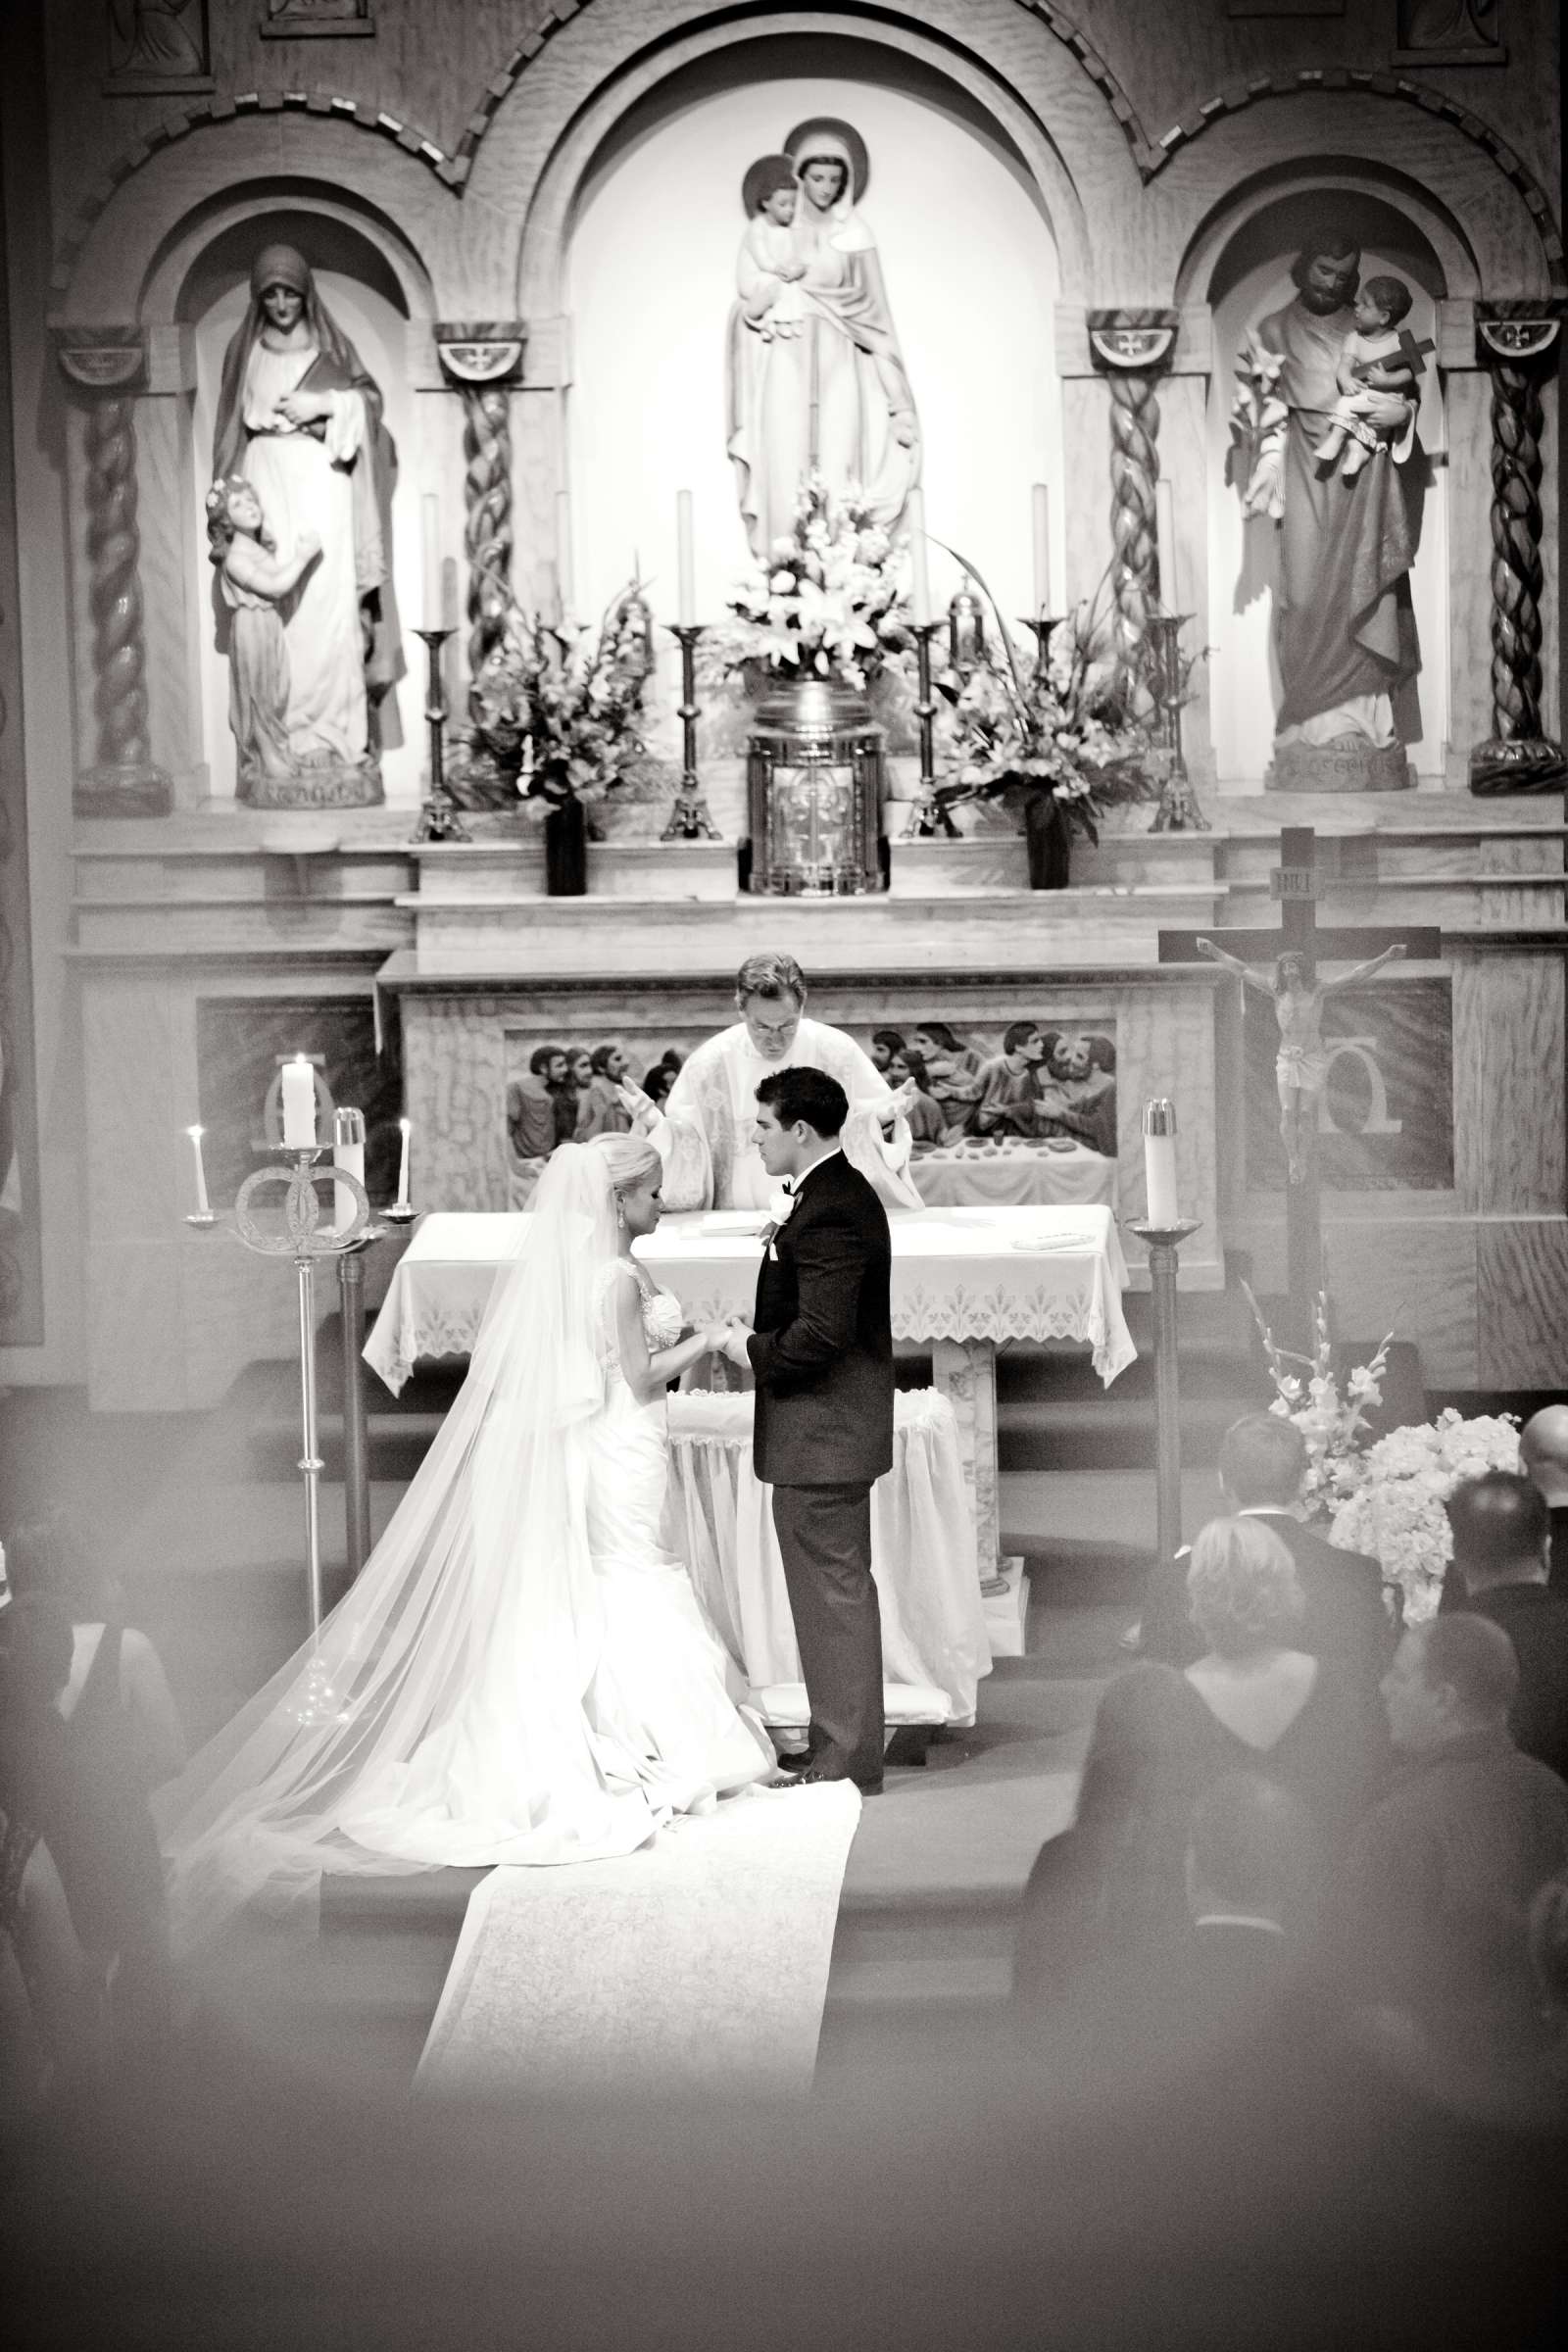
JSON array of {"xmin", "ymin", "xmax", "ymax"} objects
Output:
[{"xmin": 702, "ymin": 1314, "xmax": 753, "ymax": 1368}]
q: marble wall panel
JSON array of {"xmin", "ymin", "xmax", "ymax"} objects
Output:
[
  {"xmin": 1451, "ymin": 950, "xmax": 1565, "ymax": 1215},
  {"xmin": 1321, "ymin": 1217, "xmax": 1479, "ymax": 1389},
  {"xmin": 1478, "ymin": 1220, "xmax": 1568, "ymax": 1390}
]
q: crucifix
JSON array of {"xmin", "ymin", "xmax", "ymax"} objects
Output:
[{"xmin": 1159, "ymin": 827, "xmax": 1441, "ymax": 1345}]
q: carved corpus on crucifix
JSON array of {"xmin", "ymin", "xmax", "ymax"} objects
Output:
[{"xmin": 1159, "ymin": 827, "xmax": 1440, "ymax": 1344}]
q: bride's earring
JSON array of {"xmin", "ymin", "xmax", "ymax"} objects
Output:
[{"xmin": 615, "ymin": 1200, "xmax": 626, "ymax": 1231}]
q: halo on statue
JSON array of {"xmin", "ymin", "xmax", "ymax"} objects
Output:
[{"xmin": 783, "ymin": 117, "xmax": 870, "ymax": 202}]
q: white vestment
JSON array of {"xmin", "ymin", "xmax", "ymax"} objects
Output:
[{"xmin": 651, "ymin": 1018, "xmax": 920, "ymax": 1213}]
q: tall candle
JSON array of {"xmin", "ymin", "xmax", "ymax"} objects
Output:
[
  {"xmin": 1031, "ymin": 482, "xmax": 1051, "ymax": 615},
  {"xmin": 441, "ymin": 556, "xmax": 460, "ymax": 635},
  {"xmin": 906, "ymin": 488, "xmax": 933, "ymax": 626},
  {"xmin": 555, "ymin": 490, "xmax": 573, "ymax": 624},
  {"xmin": 184, "ymin": 1125, "xmax": 210, "ymax": 1217},
  {"xmin": 675, "ymin": 490, "xmax": 696, "ymax": 625},
  {"xmin": 1143, "ymin": 1098, "xmax": 1180, "ymax": 1226},
  {"xmin": 281, "ymin": 1056, "xmax": 317, "ymax": 1150},
  {"xmin": 1155, "ymin": 476, "xmax": 1177, "ymax": 612},
  {"xmin": 421, "ymin": 495, "xmax": 440, "ymax": 632},
  {"xmin": 333, "ymin": 1105, "xmax": 366, "ymax": 1237},
  {"xmin": 395, "ymin": 1116, "xmax": 412, "ymax": 1210}
]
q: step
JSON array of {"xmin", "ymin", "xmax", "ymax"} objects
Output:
[{"xmin": 998, "ymin": 1392, "xmax": 1253, "ymax": 1474}]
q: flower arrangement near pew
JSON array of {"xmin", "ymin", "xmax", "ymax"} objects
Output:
[
  {"xmin": 717, "ymin": 473, "xmax": 911, "ymax": 689},
  {"xmin": 926, "ymin": 564, "xmax": 1160, "ymax": 885},
  {"xmin": 453, "ymin": 580, "xmax": 654, "ymax": 809},
  {"xmin": 1242, "ymin": 1283, "xmax": 1392, "ymax": 1515},
  {"xmin": 1329, "ymin": 1410, "xmax": 1522, "ymax": 1628}
]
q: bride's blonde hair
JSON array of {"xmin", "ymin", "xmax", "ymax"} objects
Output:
[{"xmin": 592, "ymin": 1134, "xmax": 661, "ymax": 1196}]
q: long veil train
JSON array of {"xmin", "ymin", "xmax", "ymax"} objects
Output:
[{"xmin": 157, "ymin": 1148, "xmax": 713, "ymax": 1951}]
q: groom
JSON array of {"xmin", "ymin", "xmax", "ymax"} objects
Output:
[{"xmin": 722, "ymin": 1065, "xmax": 893, "ymax": 1793}]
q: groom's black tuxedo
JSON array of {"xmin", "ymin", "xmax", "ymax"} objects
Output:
[{"xmin": 748, "ymin": 1152, "xmax": 893, "ymax": 1787}]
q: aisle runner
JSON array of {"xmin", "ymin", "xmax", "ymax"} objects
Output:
[{"xmin": 416, "ymin": 1785, "xmax": 860, "ymax": 2097}]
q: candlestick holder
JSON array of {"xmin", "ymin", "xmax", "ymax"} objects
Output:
[
  {"xmin": 185, "ymin": 1150, "xmax": 378, "ymax": 1627},
  {"xmin": 1146, "ymin": 610, "xmax": 1209, "ymax": 834},
  {"xmin": 1128, "ymin": 1216, "xmax": 1202, "ymax": 1576},
  {"xmin": 1018, "ymin": 613, "xmax": 1062, "ymax": 667},
  {"xmin": 411, "ymin": 624, "xmax": 470, "ymax": 845},
  {"xmin": 662, "ymin": 622, "xmax": 719, "ymax": 841},
  {"xmin": 906, "ymin": 621, "xmax": 956, "ymax": 839}
]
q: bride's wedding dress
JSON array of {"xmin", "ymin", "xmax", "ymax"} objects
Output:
[{"xmin": 157, "ymin": 1151, "xmax": 773, "ymax": 1949}]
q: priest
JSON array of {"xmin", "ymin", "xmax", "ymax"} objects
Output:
[{"xmin": 621, "ymin": 952, "xmax": 921, "ymax": 1212}]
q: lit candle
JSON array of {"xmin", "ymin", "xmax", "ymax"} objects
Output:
[
  {"xmin": 281, "ymin": 1055, "xmax": 317, "ymax": 1150},
  {"xmin": 555, "ymin": 490, "xmax": 573, "ymax": 624},
  {"xmin": 906, "ymin": 487, "xmax": 933, "ymax": 626},
  {"xmin": 395, "ymin": 1116, "xmax": 412, "ymax": 1210},
  {"xmin": 1155, "ymin": 476, "xmax": 1178, "ymax": 612},
  {"xmin": 1031, "ymin": 482, "xmax": 1051, "ymax": 616},
  {"xmin": 421, "ymin": 494, "xmax": 440, "ymax": 632},
  {"xmin": 184, "ymin": 1124, "xmax": 210, "ymax": 1217},
  {"xmin": 441, "ymin": 556, "xmax": 460, "ymax": 635},
  {"xmin": 1143, "ymin": 1099, "xmax": 1180, "ymax": 1227},
  {"xmin": 676, "ymin": 489, "xmax": 696, "ymax": 625},
  {"xmin": 332, "ymin": 1105, "xmax": 366, "ymax": 1237}
]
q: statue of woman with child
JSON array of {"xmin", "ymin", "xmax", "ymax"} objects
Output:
[
  {"xmin": 209, "ymin": 243, "xmax": 404, "ymax": 806},
  {"xmin": 726, "ymin": 119, "xmax": 920, "ymax": 558}
]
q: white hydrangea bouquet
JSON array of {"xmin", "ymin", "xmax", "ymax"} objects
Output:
[
  {"xmin": 719, "ymin": 473, "xmax": 910, "ymax": 688},
  {"xmin": 1242, "ymin": 1284, "xmax": 1391, "ymax": 1515},
  {"xmin": 1329, "ymin": 1409, "xmax": 1522, "ymax": 1628}
]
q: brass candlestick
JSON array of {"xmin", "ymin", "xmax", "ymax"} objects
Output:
[
  {"xmin": 1146, "ymin": 610, "xmax": 1208, "ymax": 833},
  {"xmin": 1128, "ymin": 1216, "xmax": 1202, "ymax": 1573},
  {"xmin": 412, "ymin": 624, "xmax": 469, "ymax": 845},
  {"xmin": 662, "ymin": 622, "xmax": 718, "ymax": 841},
  {"xmin": 907, "ymin": 620, "xmax": 955, "ymax": 839}
]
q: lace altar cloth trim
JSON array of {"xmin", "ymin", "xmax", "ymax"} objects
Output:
[{"xmin": 364, "ymin": 1209, "xmax": 1136, "ymax": 1395}]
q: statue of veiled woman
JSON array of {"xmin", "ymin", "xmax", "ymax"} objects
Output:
[
  {"xmin": 726, "ymin": 118, "xmax": 920, "ymax": 559},
  {"xmin": 212, "ymin": 244, "xmax": 404, "ymax": 805}
]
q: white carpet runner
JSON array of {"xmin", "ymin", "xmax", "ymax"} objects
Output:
[{"xmin": 416, "ymin": 1783, "xmax": 861, "ymax": 2097}]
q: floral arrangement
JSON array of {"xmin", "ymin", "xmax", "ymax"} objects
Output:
[
  {"xmin": 459, "ymin": 582, "xmax": 653, "ymax": 807},
  {"xmin": 1330, "ymin": 1410, "xmax": 1522, "ymax": 1628},
  {"xmin": 930, "ymin": 568, "xmax": 1159, "ymax": 842},
  {"xmin": 718, "ymin": 474, "xmax": 909, "ymax": 689},
  {"xmin": 1243, "ymin": 1284, "xmax": 1391, "ymax": 1515}
]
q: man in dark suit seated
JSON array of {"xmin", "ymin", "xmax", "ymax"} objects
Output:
[
  {"xmin": 723, "ymin": 1064, "xmax": 895, "ymax": 1795},
  {"xmin": 1519, "ymin": 1404, "xmax": 1568, "ymax": 1598},
  {"xmin": 1441, "ymin": 1472, "xmax": 1568, "ymax": 1782},
  {"xmin": 1139, "ymin": 1414, "xmax": 1393, "ymax": 1691}
]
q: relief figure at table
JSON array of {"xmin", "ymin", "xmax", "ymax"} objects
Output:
[
  {"xmin": 212, "ymin": 242, "xmax": 403, "ymax": 805},
  {"xmin": 621, "ymin": 953, "xmax": 920, "ymax": 1214},
  {"xmin": 974, "ymin": 1023, "xmax": 1049, "ymax": 1139},
  {"xmin": 158, "ymin": 1137, "xmax": 778, "ymax": 1947}
]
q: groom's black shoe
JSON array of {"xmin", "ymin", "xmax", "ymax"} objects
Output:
[
  {"xmin": 773, "ymin": 1745, "xmax": 816, "ymax": 1775},
  {"xmin": 782, "ymin": 1766, "xmax": 883, "ymax": 1796}
]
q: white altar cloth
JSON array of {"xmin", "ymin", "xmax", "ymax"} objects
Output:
[
  {"xmin": 909, "ymin": 1140, "xmax": 1115, "ymax": 1211},
  {"xmin": 663, "ymin": 1387, "xmax": 989, "ymax": 1725},
  {"xmin": 364, "ymin": 1205, "xmax": 1135, "ymax": 1395}
]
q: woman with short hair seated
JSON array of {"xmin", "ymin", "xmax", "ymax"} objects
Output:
[{"xmin": 1015, "ymin": 1516, "xmax": 1387, "ymax": 2021}]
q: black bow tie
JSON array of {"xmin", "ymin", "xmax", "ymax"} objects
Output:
[{"xmin": 781, "ymin": 1178, "xmax": 795, "ymax": 1196}]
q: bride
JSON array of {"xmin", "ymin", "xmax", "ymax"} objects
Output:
[{"xmin": 157, "ymin": 1136, "xmax": 776, "ymax": 1948}]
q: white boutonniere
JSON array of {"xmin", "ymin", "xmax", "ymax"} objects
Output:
[{"xmin": 760, "ymin": 1183, "xmax": 797, "ymax": 1260}]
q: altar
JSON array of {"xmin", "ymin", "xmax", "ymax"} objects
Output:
[{"xmin": 365, "ymin": 1204, "xmax": 1136, "ymax": 1595}]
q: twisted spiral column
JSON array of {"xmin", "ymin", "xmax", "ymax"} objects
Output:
[
  {"xmin": 1469, "ymin": 313, "xmax": 1565, "ymax": 793},
  {"xmin": 462, "ymin": 383, "xmax": 513, "ymax": 680},
  {"xmin": 1107, "ymin": 369, "xmax": 1160, "ymax": 697},
  {"xmin": 77, "ymin": 395, "xmax": 168, "ymax": 812}
]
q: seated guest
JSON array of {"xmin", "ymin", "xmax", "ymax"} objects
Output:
[
  {"xmin": 1017, "ymin": 1518, "xmax": 1383, "ymax": 2013},
  {"xmin": 1518, "ymin": 1404, "xmax": 1568, "ymax": 1597},
  {"xmin": 507, "ymin": 1044, "xmax": 566, "ymax": 1163},
  {"xmin": 1140, "ymin": 1414, "xmax": 1392, "ymax": 1694},
  {"xmin": 1334, "ymin": 1615, "xmax": 1568, "ymax": 2052},
  {"xmin": 1439, "ymin": 1473, "xmax": 1568, "ymax": 1781},
  {"xmin": 9, "ymin": 1520, "xmax": 184, "ymax": 2059},
  {"xmin": 886, "ymin": 1049, "xmax": 946, "ymax": 1150},
  {"xmin": 869, "ymin": 1028, "xmax": 906, "ymax": 1075},
  {"xmin": 623, "ymin": 953, "xmax": 919, "ymax": 1212},
  {"xmin": 0, "ymin": 1607, "xmax": 101, "ymax": 2108},
  {"xmin": 974, "ymin": 1022, "xmax": 1046, "ymax": 1138},
  {"xmin": 575, "ymin": 1044, "xmax": 634, "ymax": 1142}
]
